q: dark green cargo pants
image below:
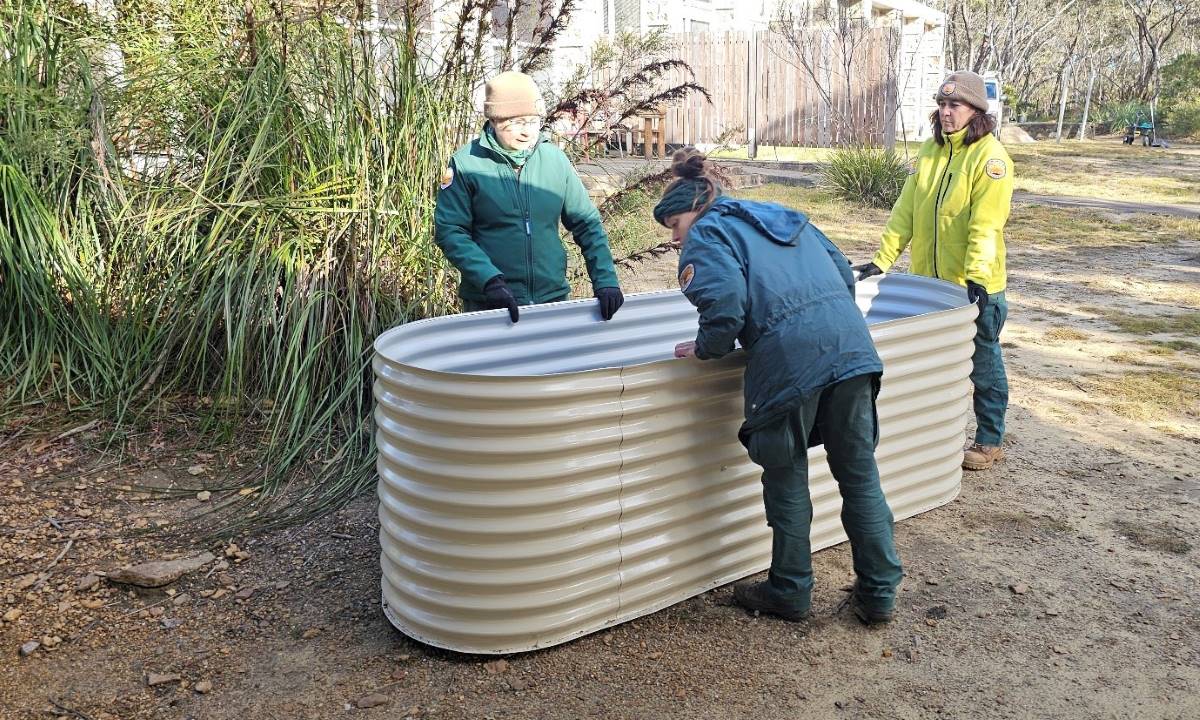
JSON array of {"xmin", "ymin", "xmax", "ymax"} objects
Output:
[{"xmin": 744, "ymin": 373, "xmax": 904, "ymax": 614}]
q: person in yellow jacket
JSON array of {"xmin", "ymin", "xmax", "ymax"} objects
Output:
[{"xmin": 855, "ymin": 71, "xmax": 1014, "ymax": 471}]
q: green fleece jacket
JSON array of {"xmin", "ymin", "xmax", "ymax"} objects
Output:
[{"xmin": 434, "ymin": 127, "xmax": 620, "ymax": 304}]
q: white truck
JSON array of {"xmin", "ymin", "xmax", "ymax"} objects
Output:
[{"xmin": 983, "ymin": 72, "xmax": 1003, "ymax": 138}]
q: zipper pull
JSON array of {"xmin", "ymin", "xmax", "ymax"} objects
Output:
[{"xmin": 525, "ymin": 212, "xmax": 531, "ymax": 237}]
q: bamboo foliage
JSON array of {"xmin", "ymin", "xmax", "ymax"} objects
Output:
[{"xmin": 0, "ymin": 0, "xmax": 479, "ymax": 530}]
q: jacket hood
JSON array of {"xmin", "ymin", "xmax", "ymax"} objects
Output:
[{"xmin": 711, "ymin": 197, "xmax": 810, "ymax": 247}]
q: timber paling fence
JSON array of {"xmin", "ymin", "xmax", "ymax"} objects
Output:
[{"xmin": 611, "ymin": 30, "xmax": 898, "ymax": 149}]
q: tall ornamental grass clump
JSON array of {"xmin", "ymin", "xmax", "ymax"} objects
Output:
[
  {"xmin": 821, "ymin": 146, "xmax": 909, "ymax": 209},
  {"xmin": 0, "ymin": 0, "xmax": 483, "ymax": 530}
]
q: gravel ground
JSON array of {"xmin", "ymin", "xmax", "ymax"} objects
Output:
[{"xmin": 2, "ymin": 196, "xmax": 1198, "ymax": 720}]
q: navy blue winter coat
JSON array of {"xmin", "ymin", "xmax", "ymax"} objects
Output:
[{"xmin": 677, "ymin": 197, "xmax": 883, "ymax": 442}]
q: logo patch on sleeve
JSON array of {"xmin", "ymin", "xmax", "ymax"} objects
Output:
[
  {"xmin": 984, "ymin": 158, "xmax": 1007, "ymax": 180},
  {"xmin": 439, "ymin": 166, "xmax": 454, "ymax": 190},
  {"xmin": 678, "ymin": 263, "xmax": 695, "ymax": 292}
]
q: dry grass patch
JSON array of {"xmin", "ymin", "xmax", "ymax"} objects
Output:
[
  {"xmin": 1081, "ymin": 308, "xmax": 1200, "ymax": 335},
  {"xmin": 1007, "ymin": 141, "xmax": 1200, "ymax": 206},
  {"xmin": 1083, "ymin": 370, "xmax": 1197, "ymax": 421},
  {"xmin": 1112, "ymin": 520, "xmax": 1193, "ymax": 555},
  {"xmin": 1133, "ymin": 339, "xmax": 1200, "ymax": 356},
  {"xmin": 1009, "ymin": 206, "xmax": 1199, "ymax": 250},
  {"xmin": 1043, "ymin": 327, "xmax": 1090, "ymax": 343}
]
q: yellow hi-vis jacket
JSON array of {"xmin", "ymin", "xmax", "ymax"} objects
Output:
[{"xmin": 873, "ymin": 128, "xmax": 1013, "ymax": 293}]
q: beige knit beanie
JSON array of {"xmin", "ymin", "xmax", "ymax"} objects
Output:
[
  {"xmin": 934, "ymin": 71, "xmax": 989, "ymax": 113},
  {"xmin": 484, "ymin": 71, "xmax": 544, "ymax": 120}
]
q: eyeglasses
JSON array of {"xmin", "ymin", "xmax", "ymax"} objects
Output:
[{"xmin": 498, "ymin": 117, "xmax": 543, "ymax": 131}]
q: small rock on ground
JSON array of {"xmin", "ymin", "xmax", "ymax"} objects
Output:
[
  {"xmin": 147, "ymin": 673, "xmax": 182, "ymax": 687},
  {"xmin": 355, "ymin": 693, "xmax": 389, "ymax": 709},
  {"xmin": 108, "ymin": 553, "xmax": 215, "ymax": 588}
]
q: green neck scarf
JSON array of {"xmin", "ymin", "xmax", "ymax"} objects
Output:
[{"xmin": 483, "ymin": 124, "xmax": 535, "ymax": 168}]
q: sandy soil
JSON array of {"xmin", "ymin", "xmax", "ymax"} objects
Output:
[{"xmin": 2, "ymin": 194, "xmax": 1198, "ymax": 720}]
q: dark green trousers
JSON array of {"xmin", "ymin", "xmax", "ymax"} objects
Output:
[{"xmin": 744, "ymin": 374, "xmax": 903, "ymax": 613}]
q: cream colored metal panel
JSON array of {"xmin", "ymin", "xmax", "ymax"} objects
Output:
[{"xmin": 374, "ymin": 275, "xmax": 977, "ymax": 654}]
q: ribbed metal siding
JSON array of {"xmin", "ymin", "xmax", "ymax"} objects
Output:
[{"xmin": 374, "ymin": 275, "xmax": 976, "ymax": 654}]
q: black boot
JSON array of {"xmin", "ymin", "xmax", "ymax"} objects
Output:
[{"xmin": 733, "ymin": 581, "xmax": 810, "ymax": 622}]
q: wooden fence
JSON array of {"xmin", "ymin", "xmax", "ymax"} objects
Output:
[{"xmin": 657, "ymin": 30, "xmax": 898, "ymax": 148}]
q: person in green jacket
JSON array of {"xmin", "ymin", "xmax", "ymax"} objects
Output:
[
  {"xmin": 855, "ymin": 70, "xmax": 1014, "ymax": 472},
  {"xmin": 434, "ymin": 71, "xmax": 624, "ymax": 323}
]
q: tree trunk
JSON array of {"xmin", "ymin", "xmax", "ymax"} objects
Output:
[
  {"xmin": 1055, "ymin": 60, "xmax": 1072, "ymax": 143},
  {"xmin": 1078, "ymin": 64, "xmax": 1097, "ymax": 140}
]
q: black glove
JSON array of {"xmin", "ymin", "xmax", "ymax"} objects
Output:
[
  {"xmin": 483, "ymin": 275, "xmax": 519, "ymax": 323},
  {"xmin": 852, "ymin": 262, "xmax": 883, "ymax": 281},
  {"xmin": 595, "ymin": 286, "xmax": 624, "ymax": 321},
  {"xmin": 966, "ymin": 280, "xmax": 988, "ymax": 309}
]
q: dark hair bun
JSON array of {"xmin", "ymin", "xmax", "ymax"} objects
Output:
[{"xmin": 671, "ymin": 148, "xmax": 707, "ymax": 180}]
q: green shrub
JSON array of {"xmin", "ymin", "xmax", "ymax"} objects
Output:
[
  {"xmin": 822, "ymin": 147, "xmax": 909, "ymax": 209},
  {"xmin": 1165, "ymin": 100, "xmax": 1200, "ymax": 139}
]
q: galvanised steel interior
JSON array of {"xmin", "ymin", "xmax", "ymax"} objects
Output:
[{"xmin": 373, "ymin": 275, "xmax": 977, "ymax": 654}]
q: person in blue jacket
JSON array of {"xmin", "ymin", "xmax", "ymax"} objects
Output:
[{"xmin": 659, "ymin": 149, "xmax": 903, "ymax": 625}]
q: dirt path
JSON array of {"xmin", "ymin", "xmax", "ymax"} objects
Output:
[{"xmin": 2, "ymin": 202, "xmax": 1198, "ymax": 719}]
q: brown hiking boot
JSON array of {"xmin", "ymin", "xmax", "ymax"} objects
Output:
[
  {"xmin": 733, "ymin": 581, "xmax": 810, "ymax": 622},
  {"xmin": 963, "ymin": 443, "xmax": 1005, "ymax": 471}
]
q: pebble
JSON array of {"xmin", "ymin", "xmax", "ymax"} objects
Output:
[
  {"xmin": 19, "ymin": 641, "xmax": 40, "ymax": 656},
  {"xmin": 302, "ymin": 628, "xmax": 321, "ymax": 639},
  {"xmin": 196, "ymin": 491, "xmax": 212, "ymax": 502},
  {"xmin": 194, "ymin": 681, "xmax": 213, "ymax": 694},
  {"xmin": 210, "ymin": 589, "xmax": 227, "ymax": 600},
  {"xmin": 882, "ymin": 648, "xmax": 894, "ymax": 658},
  {"xmin": 81, "ymin": 598, "xmax": 104, "ymax": 610},
  {"xmin": 187, "ymin": 465, "xmax": 206, "ymax": 476},
  {"xmin": 508, "ymin": 678, "xmax": 531, "ymax": 691},
  {"xmin": 161, "ymin": 618, "xmax": 184, "ymax": 630},
  {"xmin": 173, "ymin": 593, "xmax": 191, "ymax": 606},
  {"xmin": 275, "ymin": 581, "xmax": 291, "ymax": 591},
  {"xmin": 235, "ymin": 587, "xmax": 255, "ymax": 600},
  {"xmin": 1052, "ymin": 645, "xmax": 1069, "ymax": 655},
  {"xmin": 147, "ymin": 672, "xmax": 181, "ymax": 687},
  {"xmin": 356, "ymin": 693, "xmax": 389, "ymax": 709},
  {"xmin": 42, "ymin": 636, "xmax": 61, "ymax": 649},
  {"xmin": 76, "ymin": 574, "xmax": 101, "ymax": 592},
  {"xmin": 3, "ymin": 608, "xmax": 22, "ymax": 623},
  {"xmin": 1010, "ymin": 583, "xmax": 1029, "ymax": 595},
  {"xmin": 484, "ymin": 659, "xmax": 509, "ymax": 675},
  {"xmin": 15, "ymin": 575, "xmax": 38, "ymax": 591},
  {"xmin": 647, "ymin": 651, "xmax": 663, "ymax": 660},
  {"xmin": 149, "ymin": 606, "xmax": 165, "ymax": 618}
]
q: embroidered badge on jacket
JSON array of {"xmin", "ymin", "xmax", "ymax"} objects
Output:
[
  {"xmin": 678, "ymin": 263, "xmax": 695, "ymax": 292},
  {"xmin": 439, "ymin": 166, "xmax": 454, "ymax": 189},
  {"xmin": 984, "ymin": 158, "xmax": 1007, "ymax": 180}
]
